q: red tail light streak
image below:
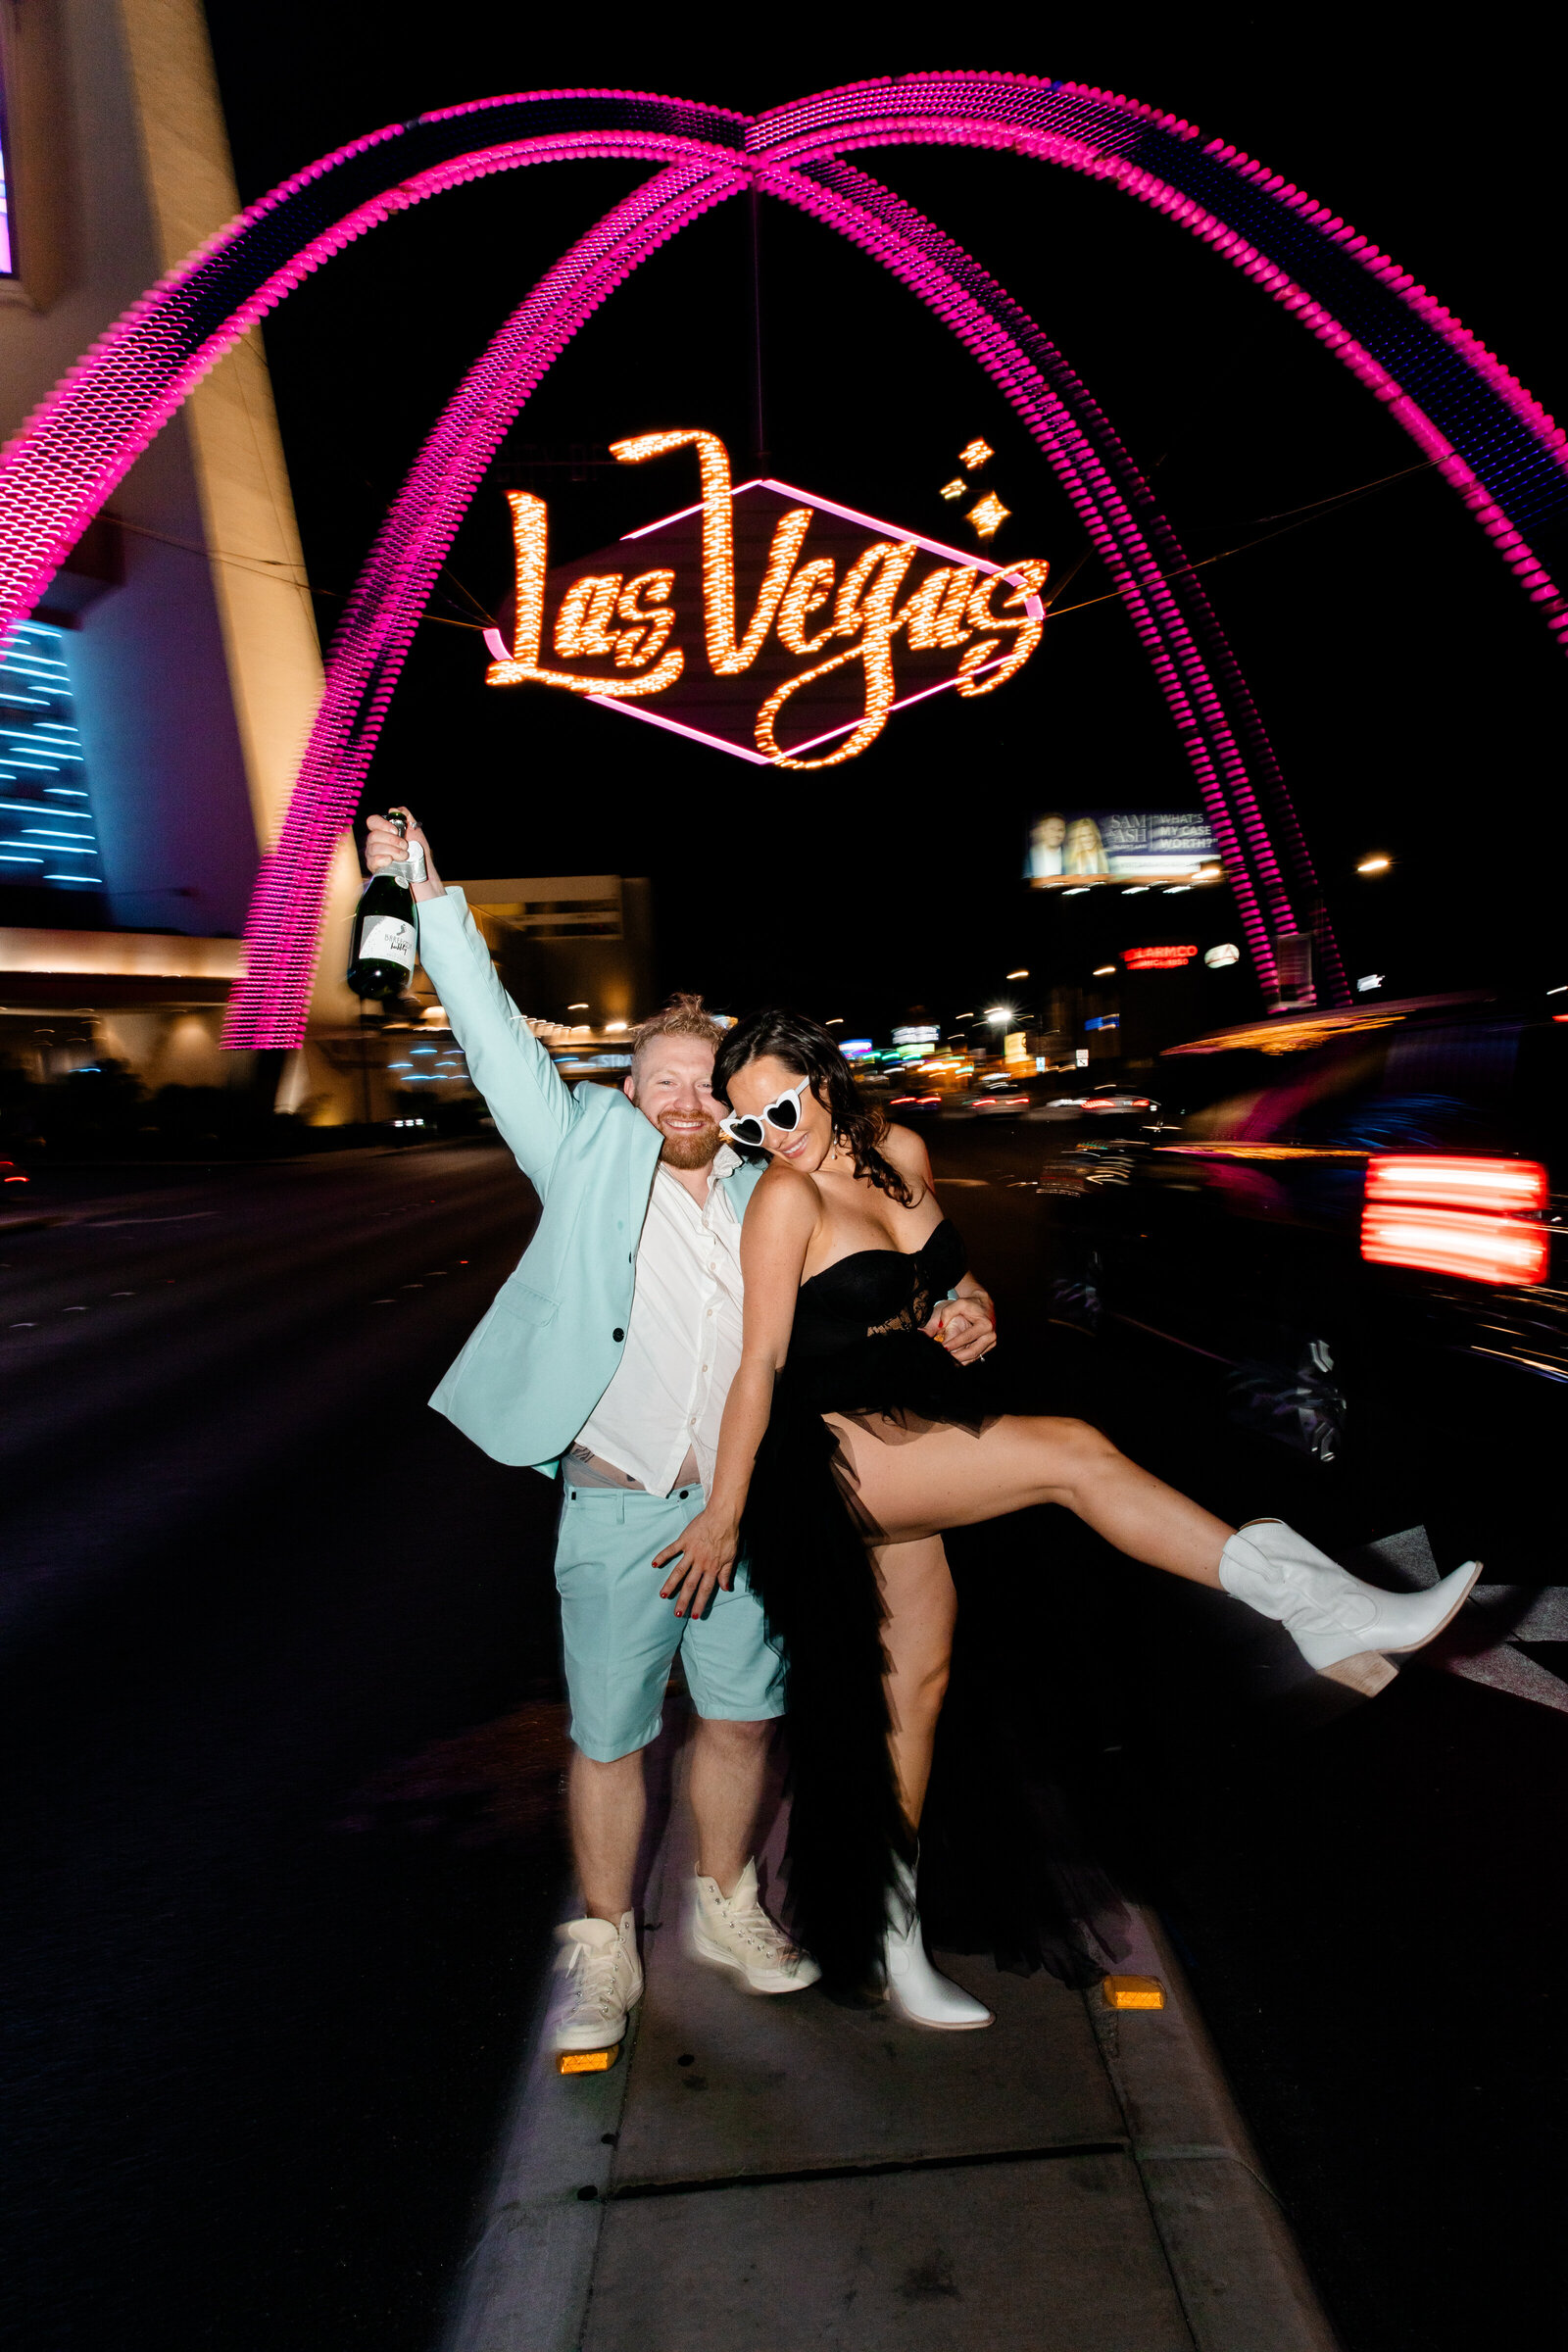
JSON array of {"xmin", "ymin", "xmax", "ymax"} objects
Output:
[{"xmin": 1361, "ymin": 1156, "xmax": 1550, "ymax": 1285}]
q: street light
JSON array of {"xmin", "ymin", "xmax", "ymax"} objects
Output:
[
  {"xmin": 1356, "ymin": 854, "xmax": 1392, "ymax": 875},
  {"xmin": 985, "ymin": 1005, "xmax": 1012, "ymax": 1025},
  {"xmin": 1005, "ymin": 967, "xmax": 1029, "ymax": 979},
  {"xmin": 1093, "ymin": 963, "xmax": 1115, "ymax": 976}
]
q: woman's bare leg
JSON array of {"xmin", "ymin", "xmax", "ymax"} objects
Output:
[
  {"xmin": 872, "ymin": 1536, "xmax": 956, "ymax": 1827},
  {"xmin": 830, "ymin": 1413, "xmax": 1233, "ymax": 1586}
]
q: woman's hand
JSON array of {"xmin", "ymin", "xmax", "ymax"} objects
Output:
[
  {"xmin": 923, "ymin": 1294, "xmax": 997, "ymax": 1364},
  {"xmin": 652, "ymin": 1506, "xmax": 740, "ymax": 1619},
  {"xmin": 365, "ymin": 810, "xmax": 443, "ymax": 902}
]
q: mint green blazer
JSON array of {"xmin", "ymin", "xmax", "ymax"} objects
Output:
[{"xmin": 416, "ymin": 890, "xmax": 766, "ymax": 1472}]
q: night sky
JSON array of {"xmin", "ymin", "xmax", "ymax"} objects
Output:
[{"xmin": 200, "ymin": 16, "xmax": 1566, "ymax": 1035}]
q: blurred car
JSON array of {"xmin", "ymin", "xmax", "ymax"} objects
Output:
[
  {"xmin": 888, "ymin": 1093, "xmax": 943, "ymax": 1116},
  {"xmin": 970, "ymin": 1088, "xmax": 1033, "ymax": 1116},
  {"xmin": 0, "ymin": 1158, "xmax": 28, "ymax": 1186},
  {"xmin": 1046, "ymin": 992, "xmax": 1566, "ymax": 1569},
  {"xmin": 1041, "ymin": 1083, "xmax": 1158, "ymax": 1134}
]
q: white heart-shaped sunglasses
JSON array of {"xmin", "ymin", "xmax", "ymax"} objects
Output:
[{"xmin": 717, "ymin": 1076, "xmax": 813, "ymax": 1151}]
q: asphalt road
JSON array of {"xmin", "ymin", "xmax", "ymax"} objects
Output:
[
  {"xmin": 1, "ymin": 1142, "xmax": 564, "ymax": 2352},
  {"xmin": 3, "ymin": 1129, "xmax": 1564, "ymax": 2350}
]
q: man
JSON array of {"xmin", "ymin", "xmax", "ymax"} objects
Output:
[{"xmin": 363, "ymin": 812, "xmax": 817, "ymax": 2060}]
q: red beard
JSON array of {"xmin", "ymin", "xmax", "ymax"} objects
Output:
[{"xmin": 658, "ymin": 1117, "xmax": 721, "ymax": 1170}]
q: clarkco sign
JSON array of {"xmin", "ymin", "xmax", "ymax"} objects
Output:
[{"xmin": 482, "ymin": 430, "xmax": 1048, "ymax": 769}]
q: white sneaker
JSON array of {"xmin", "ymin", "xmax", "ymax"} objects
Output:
[
  {"xmin": 883, "ymin": 1859, "xmax": 994, "ymax": 2031},
  {"xmin": 552, "ymin": 1911, "xmax": 643, "ymax": 2052},
  {"xmin": 690, "ymin": 1859, "xmax": 821, "ymax": 1993}
]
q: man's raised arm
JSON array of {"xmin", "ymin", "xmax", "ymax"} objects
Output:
[{"xmin": 363, "ymin": 811, "xmax": 577, "ymax": 1188}]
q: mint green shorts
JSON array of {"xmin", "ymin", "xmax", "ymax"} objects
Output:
[{"xmin": 554, "ymin": 1482, "xmax": 784, "ymax": 1761}]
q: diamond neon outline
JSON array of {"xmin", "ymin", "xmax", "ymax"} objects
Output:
[{"xmin": 553, "ymin": 471, "xmax": 1043, "ymax": 765}]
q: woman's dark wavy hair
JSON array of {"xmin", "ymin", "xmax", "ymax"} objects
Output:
[{"xmin": 713, "ymin": 1008, "xmax": 914, "ymax": 1206}]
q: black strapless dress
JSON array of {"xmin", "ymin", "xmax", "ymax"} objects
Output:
[{"xmin": 741, "ymin": 1218, "xmax": 1126, "ymax": 1995}]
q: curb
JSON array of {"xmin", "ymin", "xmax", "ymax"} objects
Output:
[{"xmin": 1088, "ymin": 1908, "xmax": 1342, "ymax": 2352}]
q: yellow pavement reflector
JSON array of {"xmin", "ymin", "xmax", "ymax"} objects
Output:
[
  {"xmin": 1102, "ymin": 1975, "xmax": 1165, "ymax": 2011},
  {"xmin": 557, "ymin": 2045, "xmax": 620, "ymax": 2075}
]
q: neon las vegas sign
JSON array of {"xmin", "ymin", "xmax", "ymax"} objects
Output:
[{"xmin": 482, "ymin": 430, "xmax": 1048, "ymax": 769}]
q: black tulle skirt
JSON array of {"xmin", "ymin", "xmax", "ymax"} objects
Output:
[{"xmin": 740, "ymin": 1333, "xmax": 1127, "ymax": 1995}]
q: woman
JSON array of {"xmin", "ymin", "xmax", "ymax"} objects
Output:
[
  {"xmin": 1063, "ymin": 815, "xmax": 1110, "ymax": 876},
  {"xmin": 653, "ymin": 1012, "xmax": 1479, "ymax": 2028}
]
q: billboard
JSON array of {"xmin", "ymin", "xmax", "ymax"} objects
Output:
[
  {"xmin": 1026, "ymin": 809, "xmax": 1217, "ymax": 887},
  {"xmin": 1124, "ymin": 945, "xmax": 1199, "ymax": 969}
]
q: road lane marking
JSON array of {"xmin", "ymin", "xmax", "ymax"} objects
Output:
[
  {"xmin": 85, "ymin": 1212, "xmax": 219, "ymax": 1227},
  {"xmin": 1441, "ymin": 1645, "xmax": 1568, "ymax": 1714}
]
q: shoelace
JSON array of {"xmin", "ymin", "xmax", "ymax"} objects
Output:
[
  {"xmin": 559, "ymin": 1942, "xmax": 625, "ymax": 2022},
  {"xmin": 720, "ymin": 1900, "xmax": 799, "ymax": 1963}
]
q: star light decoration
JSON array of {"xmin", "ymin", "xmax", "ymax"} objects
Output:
[
  {"xmin": 940, "ymin": 438, "xmax": 1009, "ymax": 540},
  {"xmin": 966, "ymin": 491, "xmax": 1010, "ymax": 540}
]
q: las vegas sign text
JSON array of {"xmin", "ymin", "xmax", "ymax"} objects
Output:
[{"xmin": 483, "ymin": 430, "xmax": 1049, "ymax": 769}]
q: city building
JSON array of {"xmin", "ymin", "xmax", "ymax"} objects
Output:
[
  {"xmin": 0, "ymin": 0, "xmax": 362, "ymax": 1117},
  {"xmin": 449, "ymin": 874, "xmax": 653, "ymax": 1034}
]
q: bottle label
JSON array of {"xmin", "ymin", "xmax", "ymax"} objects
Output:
[{"xmin": 357, "ymin": 914, "xmax": 416, "ymax": 972}]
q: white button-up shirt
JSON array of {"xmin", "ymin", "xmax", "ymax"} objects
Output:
[{"xmin": 576, "ymin": 1144, "xmax": 746, "ymax": 1495}]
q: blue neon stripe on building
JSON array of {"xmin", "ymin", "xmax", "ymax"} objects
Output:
[{"xmin": 0, "ymin": 623, "xmax": 103, "ymax": 893}]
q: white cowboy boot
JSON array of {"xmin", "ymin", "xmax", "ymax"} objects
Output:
[
  {"xmin": 1219, "ymin": 1519, "xmax": 1481, "ymax": 1695},
  {"xmin": 883, "ymin": 1856, "xmax": 994, "ymax": 2030},
  {"xmin": 690, "ymin": 1859, "xmax": 821, "ymax": 1992},
  {"xmin": 551, "ymin": 1911, "xmax": 642, "ymax": 2052}
]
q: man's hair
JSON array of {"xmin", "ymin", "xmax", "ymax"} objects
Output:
[{"xmin": 629, "ymin": 992, "xmax": 724, "ymax": 1079}]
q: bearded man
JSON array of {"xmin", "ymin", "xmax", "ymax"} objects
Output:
[{"xmin": 363, "ymin": 814, "xmax": 815, "ymax": 2064}]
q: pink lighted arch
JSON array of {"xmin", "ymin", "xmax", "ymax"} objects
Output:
[
  {"xmin": 225, "ymin": 151, "xmax": 1306, "ymax": 1042},
  {"xmin": 0, "ymin": 75, "xmax": 1559, "ymax": 1042}
]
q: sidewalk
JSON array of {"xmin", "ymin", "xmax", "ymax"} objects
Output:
[{"xmin": 444, "ymin": 1728, "xmax": 1339, "ymax": 2352}]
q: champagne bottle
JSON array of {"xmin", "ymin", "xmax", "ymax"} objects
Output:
[{"xmin": 347, "ymin": 809, "xmax": 425, "ymax": 1001}]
